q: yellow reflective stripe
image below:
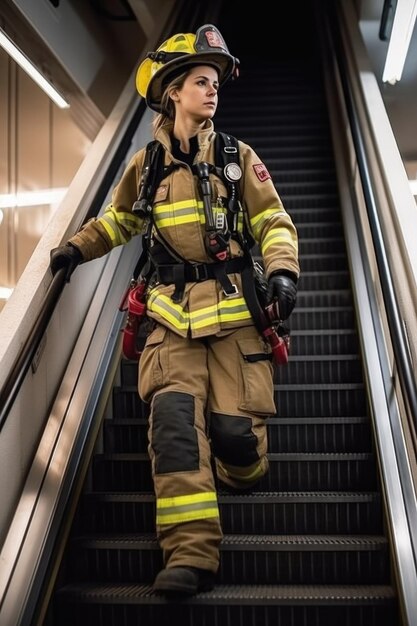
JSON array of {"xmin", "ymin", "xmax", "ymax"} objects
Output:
[
  {"xmin": 147, "ymin": 290, "xmax": 189, "ymax": 329},
  {"xmin": 189, "ymin": 303, "xmax": 219, "ymax": 330},
  {"xmin": 148, "ymin": 289, "xmax": 251, "ymax": 331},
  {"xmin": 188, "ymin": 298, "xmax": 250, "ymax": 330},
  {"xmin": 156, "ymin": 492, "xmax": 219, "ymax": 525},
  {"xmin": 153, "ymin": 200, "xmax": 203, "ymax": 228},
  {"xmin": 218, "ymin": 297, "xmax": 251, "ymax": 322},
  {"xmin": 100, "ymin": 217, "xmax": 119, "ymax": 245},
  {"xmin": 261, "ymin": 228, "xmax": 298, "ymax": 255},
  {"xmin": 250, "ymin": 207, "xmax": 285, "ymax": 239},
  {"xmin": 99, "ymin": 206, "xmax": 142, "ymax": 245},
  {"xmin": 153, "ymin": 200, "xmax": 227, "ymax": 229},
  {"xmin": 223, "ymin": 461, "xmax": 264, "ymax": 483}
]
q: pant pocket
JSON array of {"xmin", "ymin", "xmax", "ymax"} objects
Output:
[
  {"xmin": 237, "ymin": 337, "xmax": 276, "ymax": 416},
  {"xmin": 138, "ymin": 324, "xmax": 168, "ymax": 402}
]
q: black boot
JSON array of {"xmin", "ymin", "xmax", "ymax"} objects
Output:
[{"xmin": 153, "ymin": 566, "xmax": 215, "ymax": 595}]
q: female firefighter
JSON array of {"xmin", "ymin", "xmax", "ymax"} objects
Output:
[{"xmin": 50, "ymin": 24, "xmax": 299, "ymax": 596}]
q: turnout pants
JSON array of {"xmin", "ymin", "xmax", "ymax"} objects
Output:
[{"xmin": 138, "ymin": 323, "xmax": 276, "ymax": 572}]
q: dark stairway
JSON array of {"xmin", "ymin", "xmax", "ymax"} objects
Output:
[{"xmin": 45, "ymin": 3, "xmax": 401, "ymax": 625}]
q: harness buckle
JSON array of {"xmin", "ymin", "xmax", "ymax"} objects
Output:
[
  {"xmin": 223, "ymin": 283, "xmax": 239, "ymax": 298},
  {"xmin": 193, "ymin": 263, "xmax": 209, "ymax": 281}
]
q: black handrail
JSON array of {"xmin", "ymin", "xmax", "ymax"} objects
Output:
[{"xmin": 328, "ymin": 5, "xmax": 417, "ymax": 435}]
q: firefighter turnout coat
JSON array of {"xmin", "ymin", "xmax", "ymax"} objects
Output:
[{"xmin": 69, "ymin": 119, "xmax": 299, "ymax": 337}]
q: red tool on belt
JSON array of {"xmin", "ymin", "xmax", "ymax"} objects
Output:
[
  {"xmin": 119, "ymin": 278, "xmax": 147, "ymax": 360},
  {"xmin": 263, "ymin": 303, "xmax": 290, "ymax": 366}
]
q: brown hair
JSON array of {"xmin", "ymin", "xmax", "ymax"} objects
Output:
[{"xmin": 152, "ymin": 69, "xmax": 190, "ymax": 136}]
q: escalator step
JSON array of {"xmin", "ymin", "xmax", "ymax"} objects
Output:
[
  {"xmin": 288, "ymin": 207, "xmax": 342, "ymax": 224},
  {"xmin": 77, "ymin": 491, "xmax": 383, "ymax": 534},
  {"xmin": 288, "ymin": 329, "xmax": 359, "ymax": 355},
  {"xmin": 275, "ymin": 355, "xmax": 363, "ymax": 384},
  {"xmin": 281, "ymin": 194, "xmax": 339, "ymax": 210},
  {"xmin": 297, "ymin": 271, "xmax": 351, "ymax": 291},
  {"xmin": 289, "ymin": 306, "xmax": 355, "ymax": 330},
  {"xmin": 295, "ymin": 290, "xmax": 352, "ymax": 307},
  {"xmin": 113, "ymin": 378, "xmax": 366, "ymax": 419},
  {"xmin": 247, "ymin": 144, "xmax": 334, "ymax": 160},
  {"xmin": 104, "ymin": 416, "xmax": 371, "ymax": 454},
  {"xmin": 119, "ymin": 350, "xmax": 362, "ymax": 388},
  {"xmin": 298, "ymin": 237, "xmax": 346, "ymax": 255},
  {"xmin": 273, "ymin": 170, "xmax": 336, "ymax": 184},
  {"xmin": 92, "ymin": 452, "xmax": 377, "ymax": 492},
  {"xmin": 266, "ymin": 417, "xmax": 371, "ymax": 452},
  {"xmin": 53, "ymin": 582, "xmax": 397, "ymax": 626},
  {"xmin": 66, "ymin": 534, "xmax": 389, "ymax": 585},
  {"xmin": 260, "ymin": 156, "xmax": 335, "ymax": 171},
  {"xmin": 297, "ymin": 254, "xmax": 347, "ymax": 271},
  {"xmin": 273, "ymin": 383, "xmax": 366, "ymax": 417},
  {"xmin": 273, "ymin": 181, "xmax": 338, "ymax": 196}
]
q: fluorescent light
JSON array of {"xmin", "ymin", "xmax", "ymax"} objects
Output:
[
  {"xmin": 0, "ymin": 287, "xmax": 13, "ymax": 300},
  {"xmin": 0, "ymin": 187, "xmax": 68, "ymax": 209},
  {"xmin": 0, "ymin": 28, "xmax": 70, "ymax": 108},
  {"xmin": 409, "ymin": 179, "xmax": 417, "ymax": 195},
  {"xmin": 382, "ymin": 0, "xmax": 417, "ymax": 84}
]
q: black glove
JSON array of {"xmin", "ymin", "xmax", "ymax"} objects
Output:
[
  {"xmin": 50, "ymin": 243, "xmax": 83, "ymax": 282},
  {"xmin": 267, "ymin": 272, "xmax": 298, "ymax": 320}
]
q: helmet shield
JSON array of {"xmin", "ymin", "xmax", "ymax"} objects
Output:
[
  {"xmin": 136, "ymin": 24, "xmax": 238, "ymax": 113},
  {"xmin": 194, "ymin": 24, "xmax": 230, "ymax": 55}
]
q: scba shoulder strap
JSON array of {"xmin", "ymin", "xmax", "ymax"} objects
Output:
[
  {"xmin": 130, "ymin": 132, "xmax": 249, "ymax": 280},
  {"xmin": 135, "ymin": 132, "xmax": 243, "ymax": 224}
]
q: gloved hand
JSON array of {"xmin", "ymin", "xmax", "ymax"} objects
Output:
[
  {"xmin": 267, "ymin": 272, "xmax": 298, "ymax": 320},
  {"xmin": 50, "ymin": 243, "xmax": 83, "ymax": 282}
]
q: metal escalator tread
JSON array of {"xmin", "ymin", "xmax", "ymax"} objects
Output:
[
  {"xmin": 56, "ymin": 582, "xmax": 396, "ymax": 604},
  {"xmin": 70, "ymin": 533, "xmax": 388, "ymax": 548}
]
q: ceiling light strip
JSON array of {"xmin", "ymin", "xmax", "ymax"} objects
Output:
[{"xmin": 0, "ymin": 28, "xmax": 70, "ymax": 108}]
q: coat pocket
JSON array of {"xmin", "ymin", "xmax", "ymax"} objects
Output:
[
  {"xmin": 237, "ymin": 338, "xmax": 276, "ymax": 417},
  {"xmin": 138, "ymin": 324, "xmax": 168, "ymax": 402}
]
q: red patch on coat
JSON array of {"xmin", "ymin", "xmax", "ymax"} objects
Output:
[{"xmin": 253, "ymin": 163, "xmax": 271, "ymax": 182}]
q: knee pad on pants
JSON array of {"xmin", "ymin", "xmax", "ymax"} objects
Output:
[
  {"xmin": 152, "ymin": 391, "xmax": 199, "ymax": 474},
  {"xmin": 209, "ymin": 412, "xmax": 259, "ymax": 466}
]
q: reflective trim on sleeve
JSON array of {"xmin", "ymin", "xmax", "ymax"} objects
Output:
[
  {"xmin": 156, "ymin": 491, "xmax": 220, "ymax": 525},
  {"xmin": 261, "ymin": 227, "xmax": 298, "ymax": 255},
  {"xmin": 250, "ymin": 207, "xmax": 285, "ymax": 240},
  {"xmin": 99, "ymin": 205, "xmax": 143, "ymax": 246}
]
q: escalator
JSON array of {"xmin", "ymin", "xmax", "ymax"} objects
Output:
[{"xmin": 43, "ymin": 3, "xmax": 401, "ymax": 625}]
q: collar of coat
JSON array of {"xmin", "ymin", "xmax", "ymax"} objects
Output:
[{"xmin": 155, "ymin": 119, "xmax": 216, "ymax": 155}]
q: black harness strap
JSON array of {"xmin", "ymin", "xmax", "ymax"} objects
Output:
[
  {"xmin": 156, "ymin": 256, "xmax": 248, "ymax": 284},
  {"xmin": 131, "ymin": 133, "xmax": 260, "ymax": 310}
]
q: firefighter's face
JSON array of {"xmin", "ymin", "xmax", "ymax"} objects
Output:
[{"xmin": 171, "ymin": 65, "xmax": 219, "ymax": 122}]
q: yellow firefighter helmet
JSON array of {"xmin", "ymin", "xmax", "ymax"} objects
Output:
[{"xmin": 136, "ymin": 24, "xmax": 238, "ymax": 112}]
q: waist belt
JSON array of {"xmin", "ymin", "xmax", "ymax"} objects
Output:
[{"xmin": 156, "ymin": 256, "xmax": 249, "ymax": 302}]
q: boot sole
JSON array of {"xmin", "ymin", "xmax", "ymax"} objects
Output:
[{"xmin": 153, "ymin": 576, "xmax": 215, "ymax": 595}]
